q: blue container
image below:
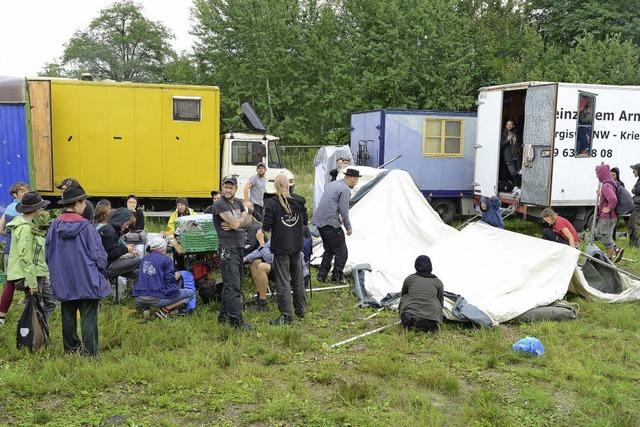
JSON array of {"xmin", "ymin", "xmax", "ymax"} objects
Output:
[{"xmin": 0, "ymin": 104, "xmax": 30, "ymax": 216}]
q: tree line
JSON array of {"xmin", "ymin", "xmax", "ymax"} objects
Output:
[{"xmin": 41, "ymin": 0, "xmax": 640, "ymax": 145}]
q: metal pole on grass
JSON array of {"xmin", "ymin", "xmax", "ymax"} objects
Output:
[{"xmin": 330, "ymin": 321, "xmax": 401, "ymax": 349}]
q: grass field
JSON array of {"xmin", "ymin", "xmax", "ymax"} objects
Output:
[{"xmin": 1, "ymin": 205, "xmax": 640, "ymax": 425}]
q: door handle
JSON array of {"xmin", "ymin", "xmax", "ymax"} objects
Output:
[{"xmin": 113, "ymin": 136, "xmax": 123, "ymax": 140}]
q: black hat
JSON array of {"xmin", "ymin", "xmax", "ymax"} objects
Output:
[
  {"xmin": 630, "ymin": 163, "xmax": 640, "ymax": 171},
  {"xmin": 344, "ymin": 168, "xmax": 362, "ymax": 178},
  {"xmin": 222, "ymin": 175, "xmax": 238, "ymax": 186},
  {"xmin": 16, "ymin": 191, "xmax": 50, "ymax": 213},
  {"xmin": 414, "ymin": 255, "xmax": 432, "ymax": 275},
  {"xmin": 58, "ymin": 185, "xmax": 88, "ymax": 205},
  {"xmin": 56, "ymin": 177, "xmax": 80, "ymax": 190}
]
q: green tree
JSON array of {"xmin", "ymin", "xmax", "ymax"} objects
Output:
[{"xmin": 62, "ymin": 1, "xmax": 175, "ymax": 82}]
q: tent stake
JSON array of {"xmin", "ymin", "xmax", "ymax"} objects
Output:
[
  {"xmin": 580, "ymin": 251, "xmax": 640, "ymax": 282},
  {"xmin": 330, "ymin": 321, "xmax": 401, "ymax": 349}
]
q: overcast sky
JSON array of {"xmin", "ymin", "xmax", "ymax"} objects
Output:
[{"xmin": 0, "ymin": 0, "xmax": 196, "ymax": 77}]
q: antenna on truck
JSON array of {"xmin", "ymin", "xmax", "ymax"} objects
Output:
[{"xmin": 227, "ymin": 102, "xmax": 267, "ymax": 133}]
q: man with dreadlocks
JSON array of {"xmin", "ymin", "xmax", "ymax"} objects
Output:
[{"xmin": 262, "ymin": 174, "xmax": 308, "ymax": 325}]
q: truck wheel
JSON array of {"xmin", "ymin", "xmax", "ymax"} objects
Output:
[{"xmin": 431, "ymin": 198, "xmax": 456, "ymax": 224}]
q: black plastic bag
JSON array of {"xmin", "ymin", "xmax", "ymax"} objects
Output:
[{"xmin": 17, "ymin": 294, "xmax": 49, "ymax": 351}]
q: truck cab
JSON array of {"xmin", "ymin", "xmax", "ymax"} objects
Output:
[{"xmin": 221, "ymin": 132, "xmax": 295, "ymax": 195}]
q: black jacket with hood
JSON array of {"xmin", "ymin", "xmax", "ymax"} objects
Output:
[
  {"xmin": 99, "ymin": 208, "xmax": 133, "ymax": 263},
  {"xmin": 262, "ymin": 193, "xmax": 308, "ymax": 255}
]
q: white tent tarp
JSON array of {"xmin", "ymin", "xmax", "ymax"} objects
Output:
[{"xmin": 312, "ymin": 169, "xmax": 640, "ymax": 325}]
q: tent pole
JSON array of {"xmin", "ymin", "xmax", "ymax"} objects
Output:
[
  {"xmin": 378, "ymin": 155, "xmax": 402, "ymax": 169},
  {"xmin": 330, "ymin": 321, "xmax": 401, "ymax": 349},
  {"xmin": 580, "ymin": 252, "xmax": 640, "ymax": 282},
  {"xmin": 265, "ymin": 284, "xmax": 348, "ymax": 297}
]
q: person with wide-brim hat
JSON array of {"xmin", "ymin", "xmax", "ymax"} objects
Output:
[
  {"xmin": 46, "ymin": 184, "xmax": 110, "ymax": 357},
  {"xmin": 0, "ymin": 192, "xmax": 56, "ymax": 327},
  {"xmin": 56, "ymin": 177, "xmax": 95, "ymax": 222}
]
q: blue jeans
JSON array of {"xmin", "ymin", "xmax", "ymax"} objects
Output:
[{"xmin": 136, "ymin": 288, "xmax": 194, "ymax": 308}]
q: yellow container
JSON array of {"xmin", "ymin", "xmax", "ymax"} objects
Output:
[{"xmin": 37, "ymin": 79, "xmax": 220, "ymax": 199}]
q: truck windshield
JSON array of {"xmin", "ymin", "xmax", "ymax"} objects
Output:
[{"xmin": 268, "ymin": 140, "xmax": 284, "ymax": 168}]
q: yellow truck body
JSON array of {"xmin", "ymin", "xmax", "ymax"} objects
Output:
[{"xmin": 30, "ymin": 79, "xmax": 221, "ymax": 199}]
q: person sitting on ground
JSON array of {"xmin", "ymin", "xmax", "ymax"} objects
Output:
[
  {"xmin": 132, "ymin": 236, "xmax": 194, "ymax": 319},
  {"xmin": 204, "ymin": 191, "xmax": 222, "ymax": 214},
  {"xmin": 329, "ymin": 157, "xmax": 351, "ymax": 182},
  {"xmin": 263, "ymin": 173, "xmax": 308, "ymax": 325},
  {"xmin": 479, "ymin": 196, "xmax": 504, "ymax": 229},
  {"xmin": 46, "ymin": 184, "xmax": 109, "ymax": 357},
  {"xmin": 595, "ymin": 164, "xmax": 623, "ymax": 262},
  {"xmin": 0, "ymin": 181, "xmax": 30, "ymax": 272},
  {"xmin": 166, "ymin": 197, "xmax": 195, "ymax": 238},
  {"xmin": 0, "ymin": 192, "xmax": 56, "ymax": 326},
  {"xmin": 399, "ymin": 255, "xmax": 444, "ymax": 333},
  {"xmin": 99, "ymin": 207, "xmax": 139, "ymax": 280},
  {"xmin": 94, "ymin": 199, "xmax": 112, "ymax": 230},
  {"xmin": 126, "ymin": 195, "xmax": 145, "ymax": 232},
  {"xmin": 56, "ymin": 178, "xmax": 95, "ymax": 222},
  {"xmin": 243, "ymin": 200, "xmax": 262, "ymax": 255},
  {"xmin": 541, "ymin": 207, "xmax": 580, "ymax": 248},
  {"xmin": 244, "ymin": 229, "xmax": 273, "ymax": 312}
]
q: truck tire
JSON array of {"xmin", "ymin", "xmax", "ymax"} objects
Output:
[{"xmin": 431, "ymin": 198, "xmax": 456, "ymax": 224}]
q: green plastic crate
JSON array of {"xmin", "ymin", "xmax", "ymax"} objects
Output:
[{"xmin": 179, "ymin": 231, "xmax": 219, "ymax": 253}]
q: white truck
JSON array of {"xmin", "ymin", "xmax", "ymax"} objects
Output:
[{"xmin": 474, "ymin": 81, "xmax": 640, "ymax": 229}]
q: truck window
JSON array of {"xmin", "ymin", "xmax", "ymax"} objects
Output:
[
  {"xmin": 268, "ymin": 140, "xmax": 283, "ymax": 168},
  {"xmin": 232, "ymin": 140, "xmax": 266, "ymax": 165},
  {"xmin": 575, "ymin": 93, "xmax": 595, "ymax": 157},
  {"xmin": 423, "ymin": 118, "xmax": 464, "ymax": 157},
  {"xmin": 173, "ymin": 97, "xmax": 201, "ymax": 121}
]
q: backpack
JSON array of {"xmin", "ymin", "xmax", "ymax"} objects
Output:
[
  {"xmin": 615, "ymin": 182, "xmax": 634, "ymax": 215},
  {"xmin": 17, "ymin": 294, "xmax": 49, "ymax": 351}
]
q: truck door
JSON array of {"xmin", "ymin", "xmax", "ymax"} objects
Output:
[
  {"xmin": 520, "ymin": 84, "xmax": 558, "ymax": 206},
  {"xmin": 28, "ymin": 80, "xmax": 54, "ymax": 191},
  {"xmin": 473, "ymin": 90, "xmax": 503, "ymax": 196}
]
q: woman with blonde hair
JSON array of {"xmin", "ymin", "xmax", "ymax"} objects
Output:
[{"xmin": 262, "ymin": 174, "xmax": 308, "ymax": 325}]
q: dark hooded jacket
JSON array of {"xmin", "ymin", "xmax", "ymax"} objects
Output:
[
  {"xmin": 263, "ymin": 193, "xmax": 308, "ymax": 255},
  {"xmin": 46, "ymin": 212, "xmax": 110, "ymax": 301},
  {"xmin": 399, "ymin": 273, "xmax": 444, "ymax": 323},
  {"xmin": 480, "ymin": 196, "xmax": 504, "ymax": 229},
  {"xmin": 99, "ymin": 207, "xmax": 134, "ymax": 263}
]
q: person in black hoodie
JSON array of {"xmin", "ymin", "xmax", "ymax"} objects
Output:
[
  {"xmin": 99, "ymin": 207, "xmax": 139, "ymax": 280},
  {"xmin": 125, "ymin": 195, "xmax": 145, "ymax": 232},
  {"xmin": 399, "ymin": 255, "xmax": 444, "ymax": 333},
  {"xmin": 262, "ymin": 174, "xmax": 308, "ymax": 325}
]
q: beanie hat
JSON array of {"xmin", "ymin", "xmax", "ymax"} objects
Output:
[
  {"xmin": 148, "ymin": 235, "xmax": 167, "ymax": 252},
  {"xmin": 414, "ymin": 255, "xmax": 432, "ymax": 276},
  {"xmin": 176, "ymin": 197, "xmax": 189, "ymax": 207}
]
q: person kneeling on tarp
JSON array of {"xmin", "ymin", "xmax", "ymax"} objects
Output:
[
  {"xmin": 399, "ymin": 255, "xmax": 444, "ymax": 333},
  {"xmin": 132, "ymin": 236, "xmax": 194, "ymax": 319},
  {"xmin": 541, "ymin": 207, "xmax": 580, "ymax": 248}
]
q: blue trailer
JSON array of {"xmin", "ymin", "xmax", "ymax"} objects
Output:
[
  {"xmin": 0, "ymin": 78, "xmax": 31, "ymax": 217},
  {"xmin": 350, "ymin": 109, "xmax": 477, "ymax": 223}
]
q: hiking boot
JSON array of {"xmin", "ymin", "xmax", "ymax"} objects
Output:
[
  {"xmin": 248, "ymin": 298, "xmax": 268, "ymax": 312},
  {"xmin": 613, "ymin": 247, "xmax": 625, "ymax": 263},
  {"xmin": 331, "ymin": 275, "xmax": 348, "ymax": 285},
  {"xmin": 269, "ymin": 314, "xmax": 293, "ymax": 325},
  {"xmin": 317, "ymin": 274, "xmax": 328, "ymax": 283},
  {"xmin": 233, "ymin": 321, "xmax": 254, "ymax": 331},
  {"xmin": 294, "ymin": 310, "xmax": 305, "ymax": 320}
]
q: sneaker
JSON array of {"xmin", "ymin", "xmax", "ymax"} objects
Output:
[
  {"xmin": 233, "ymin": 321, "xmax": 254, "ymax": 331},
  {"xmin": 331, "ymin": 275, "xmax": 348, "ymax": 285},
  {"xmin": 294, "ymin": 310, "xmax": 305, "ymax": 320},
  {"xmin": 613, "ymin": 247, "xmax": 625, "ymax": 263},
  {"xmin": 270, "ymin": 314, "xmax": 293, "ymax": 325},
  {"xmin": 0, "ymin": 317, "xmax": 5, "ymax": 326},
  {"xmin": 317, "ymin": 274, "xmax": 328, "ymax": 283}
]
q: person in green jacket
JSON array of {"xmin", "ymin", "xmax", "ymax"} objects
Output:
[{"xmin": 0, "ymin": 192, "xmax": 56, "ymax": 326}]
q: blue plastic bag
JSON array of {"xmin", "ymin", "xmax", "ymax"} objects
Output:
[{"xmin": 512, "ymin": 336, "xmax": 545, "ymax": 356}]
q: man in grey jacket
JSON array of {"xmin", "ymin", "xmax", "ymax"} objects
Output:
[{"xmin": 312, "ymin": 168, "xmax": 360, "ymax": 284}]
